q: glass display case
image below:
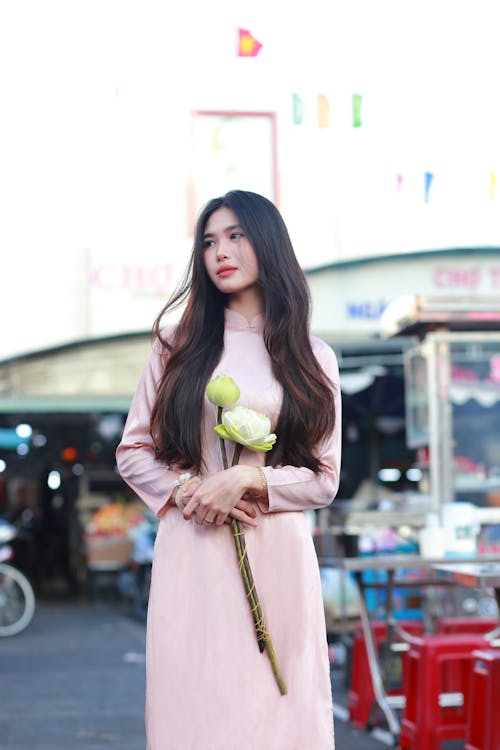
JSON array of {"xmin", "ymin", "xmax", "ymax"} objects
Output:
[
  {"xmin": 381, "ymin": 294, "xmax": 500, "ymax": 512},
  {"xmin": 405, "ymin": 331, "xmax": 500, "ymax": 509}
]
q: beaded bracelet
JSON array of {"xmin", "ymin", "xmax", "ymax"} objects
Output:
[
  {"xmin": 173, "ymin": 472, "xmax": 193, "ymax": 489},
  {"xmin": 171, "ymin": 472, "xmax": 193, "ymax": 510}
]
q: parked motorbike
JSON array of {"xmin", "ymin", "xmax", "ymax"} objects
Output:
[{"xmin": 0, "ymin": 519, "xmax": 36, "ymax": 636}]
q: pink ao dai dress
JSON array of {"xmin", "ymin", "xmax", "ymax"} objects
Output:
[{"xmin": 116, "ymin": 308, "xmax": 341, "ymax": 750}]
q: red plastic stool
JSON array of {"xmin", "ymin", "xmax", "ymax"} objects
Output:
[
  {"xmin": 436, "ymin": 618, "xmax": 499, "ymax": 694},
  {"xmin": 437, "ymin": 616, "xmax": 499, "ymax": 635},
  {"xmin": 465, "ymin": 649, "xmax": 500, "ymax": 750},
  {"xmin": 347, "ymin": 620, "xmax": 424, "ymax": 729},
  {"xmin": 400, "ymin": 634, "xmax": 489, "ymax": 750}
]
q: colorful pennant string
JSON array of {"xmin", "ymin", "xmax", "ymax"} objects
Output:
[{"xmin": 287, "ymin": 89, "xmax": 496, "ymax": 207}]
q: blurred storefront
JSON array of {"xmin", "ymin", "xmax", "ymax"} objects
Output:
[
  {"xmin": 0, "ymin": 335, "xmax": 151, "ymax": 595},
  {"xmin": 308, "ymin": 247, "xmax": 500, "ymax": 502},
  {"xmin": 380, "ymin": 294, "xmax": 500, "ymax": 520},
  {"xmin": 0, "ymin": 247, "xmax": 499, "ymax": 593}
]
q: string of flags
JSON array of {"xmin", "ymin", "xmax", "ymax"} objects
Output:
[
  {"xmin": 292, "ymin": 92, "xmax": 364, "ymax": 129},
  {"xmin": 395, "ymin": 172, "xmax": 496, "ymax": 202},
  {"xmin": 235, "ymin": 30, "xmax": 497, "ymax": 204},
  {"xmin": 291, "ymin": 94, "xmax": 497, "ymax": 202}
]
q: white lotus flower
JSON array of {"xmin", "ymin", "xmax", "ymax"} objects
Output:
[{"xmin": 214, "ymin": 406, "xmax": 276, "ymax": 452}]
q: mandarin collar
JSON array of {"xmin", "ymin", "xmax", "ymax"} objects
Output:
[{"xmin": 224, "ymin": 307, "xmax": 265, "ymax": 331}]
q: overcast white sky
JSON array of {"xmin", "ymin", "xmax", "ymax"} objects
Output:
[{"xmin": 1, "ymin": 0, "xmax": 499, "ymax": 355}]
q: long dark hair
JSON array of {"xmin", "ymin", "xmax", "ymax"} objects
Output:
[{"xmin": 150, "ymin": 190, "xmax": 336, "ymax": 472}]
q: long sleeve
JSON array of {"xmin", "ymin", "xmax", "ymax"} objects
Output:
[
  {"xmin": 116, "ymin": 336, "xmax": 182, "ymax": 517},
  {"xmin": 259, "ymin": 340, "xmax": 341, "ymax": 513}
]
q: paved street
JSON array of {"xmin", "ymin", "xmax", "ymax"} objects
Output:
[
  {"xmin": 0, "ymin": 597, "xmax": 391, "ymax": 750},
  {"xmin": 0, "ymin": 599, "xmax": 147, "ymax": 750}
]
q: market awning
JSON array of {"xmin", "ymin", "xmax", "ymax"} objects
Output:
[{"xmin": 0, "ymin": 333, "xmax": 152, "ymax": 413}]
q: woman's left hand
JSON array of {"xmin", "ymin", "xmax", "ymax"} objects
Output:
[{"xmin": 182, "ymin": 465, "xmax": 258, "ymax": 528}]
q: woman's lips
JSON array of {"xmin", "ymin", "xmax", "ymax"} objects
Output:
[{"xmin": 218, "ymin": 266, "xmax": 237, "ymax": 278}]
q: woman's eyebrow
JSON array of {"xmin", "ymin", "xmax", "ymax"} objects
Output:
[{"xmin": 203, "ymin": 223, "xmax": 243, "ymax": 239}]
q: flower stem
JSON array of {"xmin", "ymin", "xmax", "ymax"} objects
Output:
[
  {"xmin": 263, "ymin": 633, "xmax": 288, "ymax": 696},
  {"xmin": 229, "ymin": 443, "xmax": 287, "ymax": 694},
  {"xmin": 231, "ymin": 443, "xmax": 243, "ymax": 467},
  {"xmin": 216, "ymin": 408, "xmax": 287, "ymax": 695},
  {"xmin": 231, "ymin": 519, "xmax": 265, "ymax": 652},
  {"xmin": 229, "ymin": 446, "xmax": 263, "ymax": 650},
  {"xmin": 217, "ymin": 406, "xmax": 228, "ymax": 470},
  {"xmin": 231, "ymin": 519, "xmax": 287, "ymax": 694}
]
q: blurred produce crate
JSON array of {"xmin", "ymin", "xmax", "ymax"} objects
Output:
[{"xmin": 85, "ymin": 533, "xmax": 134, "ymax": 567}]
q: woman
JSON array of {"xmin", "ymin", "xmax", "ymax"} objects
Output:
[{"xmin": 116, "ymin": 190, "xmax": 341, "ymax": 749}]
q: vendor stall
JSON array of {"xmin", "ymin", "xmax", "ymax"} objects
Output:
[
  {"xmin": 320, "ymin": 296, "xmax": 500, "ymax": 743},
  {"xmin": 380, "ymin": 295, "xmax": 500, "ymax": 547},
  {"xmin": 76, "ymin": 473, "xmax": 158, "ymax": 605}
]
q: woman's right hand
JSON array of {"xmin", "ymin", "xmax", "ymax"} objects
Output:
[
  {"xmin": 173, "ymin": 476, "xmax": 201, "ymax": 511},
  {"xmin": 181, "ymin": 468, "xmax": 259, "ymax": 527},
  {"xmin": 179, "ymin": 486, "xmax": 257, "ymax": 526}
]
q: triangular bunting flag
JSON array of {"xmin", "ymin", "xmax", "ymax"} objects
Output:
[
  {"xmin": 424, "ymin": 171, "xmax": 434, "ymax": 202},
  {"xmin": 292, "ymin": 93, "xmax": 304, "ymax": 125},
  {"xmin": 318, "ymin": 95, "xmax": 329, "ymax": 128},
  {"xmin": 237, "ymin": 28, "xmax": 263, "ymax": 57},
  {"xmin": 352, "ymin": 94, "xmax": 363, "ymax": 127}
]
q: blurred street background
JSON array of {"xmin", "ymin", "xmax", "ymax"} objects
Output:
[{"xmin": 1, "ymin": 2, "xmax": 500, "ymax": 748}]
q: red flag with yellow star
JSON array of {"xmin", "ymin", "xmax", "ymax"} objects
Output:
[{"xmin": 237, "ymin": 28, "xmax": 262, "ymax": 57}]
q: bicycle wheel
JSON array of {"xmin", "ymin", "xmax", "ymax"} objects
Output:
[{"xmin": 0, "ymin": 563, "xmax": 36, "ymax": 636}]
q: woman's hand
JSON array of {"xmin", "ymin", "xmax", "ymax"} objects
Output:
[
  {"xmin": 182, "ymin": 465, "xmax": 259, "ymax": 528},
  {"xmin": 231, "ymin": 497, "xmax": 258, "ymax": 524},
  {"xmin": 173, "ymin": 476, "xmax": 202, "ymax": 511}
]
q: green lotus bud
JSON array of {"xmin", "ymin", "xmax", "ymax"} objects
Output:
[
  {"xmin": 214, "ymin": 405, "xmax": 277, "ymax": 452},
  {"xmin": 206, "ymin": 375, "xmax": 240, "ymax": 407}
]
